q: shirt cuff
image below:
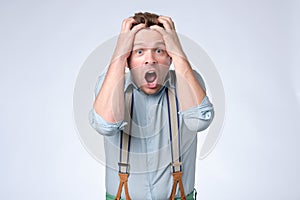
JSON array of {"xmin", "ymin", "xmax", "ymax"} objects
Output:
[
  {"xmin": 179, "ymin": 96, "xmax": 214, "ymax": 132},
  {"xmin": 88, "ymin": 108, "xmax": 127, "ymax": 136}
]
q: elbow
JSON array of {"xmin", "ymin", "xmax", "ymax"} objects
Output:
[{"xmin": 88, "ymin": 109, "xmax": 125, "ymax": 136}]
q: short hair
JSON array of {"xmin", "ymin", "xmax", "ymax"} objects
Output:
[{"xmin": 131, "ymin": 12, "xmax": 164, "ymax": 29}]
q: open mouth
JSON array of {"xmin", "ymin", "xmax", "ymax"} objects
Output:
[{"xmin": 144, "ymin": 71, "xmax": 157, "ymax": 83}]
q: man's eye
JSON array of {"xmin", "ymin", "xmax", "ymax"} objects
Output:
[
  {"xmin": 156, "ymin": 49, "xmax": 163, "ymax": 53},
  {"xmin": 136, "ymin": 49, "xmax": 143, "ymax": 54}
]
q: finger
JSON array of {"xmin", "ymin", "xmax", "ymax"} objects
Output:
[
  {"xmin": 157, "ymin": 18, "xmax": 172, "ymax": 30},
  {"xmin": 158, "ymin": 16, "xmax": 175, "ymax": 30},
  {"xmin": 121, "ymin": 18, "xmax": 136, "ymax": 32},
  {"xmin": 149, "ymin": 25, "xmax": 165, "ymax": 35},
  {"xmin": 159, "ymin": 16, "xmax": 175, "ymax": 26},
  {"xmin": 131, "ymin": 23, "xmax": 146, "ymax": 33}
]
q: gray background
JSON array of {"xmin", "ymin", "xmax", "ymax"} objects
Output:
[{"xmin": 1, "ymin": 0, "xmax": 299, "ymax": 199}]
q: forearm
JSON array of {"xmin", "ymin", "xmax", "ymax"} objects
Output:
[
  {"xmin": 173, "ymin": 55, "xmax": 206, "ymax": 111},
  {"xmin": 148, "ymin": 17, "xmax": 206, "ymax": 111},
  {"xmin": 93, "ymin": 18, "xmax": 145, "ymax": 123},
  {"xmin": 93, "ymin": 57, "xmax": 127, "ymax": 123}
]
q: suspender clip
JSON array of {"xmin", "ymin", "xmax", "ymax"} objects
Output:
[
  {"xmin": 118, "ymin": 162, "xmax": 130, "ymax": 168},
  {"xmin": 118, "ymin": 162, "xmax": 129, "ymax": 166},
  {"xmin": 171, "ymin": 162, "xmax": 182, "ymax": 168}
]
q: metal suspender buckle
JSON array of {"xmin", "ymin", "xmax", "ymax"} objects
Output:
[
  {"xmin": 118, "ymin": 162, "xmax": 130, "ymax": 168},
  {"xmin": 171, "ymin": 161, "xmax": 183, "ymax": 168},
  {"xmin": 118, "ymin": 162, "xmax": 130, "ymax": 174}
]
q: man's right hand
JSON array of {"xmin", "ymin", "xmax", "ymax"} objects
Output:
[
  {"xmin": 111, "ymin": 18, "xmax": 145, "ymax": 66},
  {"xmin": 94, "ymin": 18, "xmax": 144, "ymax": 123}
]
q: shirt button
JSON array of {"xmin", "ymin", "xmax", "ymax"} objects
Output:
[{"xmin": 205, "ymin": 112, "xmax": 211, "ymax": 119}]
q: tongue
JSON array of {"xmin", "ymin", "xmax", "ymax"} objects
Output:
[{"xmin": 145, "ymin": 71, "xmax": 157, "ymax": 83}]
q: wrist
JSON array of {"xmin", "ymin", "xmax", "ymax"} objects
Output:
[
  {"xmin": 111, "ymin": 54, "xmax": 129, "ymax": 67},
  {"xmin": 173, "ymin": 56, "xmax": 191, "ymax": 72}
]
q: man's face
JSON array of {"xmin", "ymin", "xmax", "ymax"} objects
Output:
[{"xmin": 128, "ymin": 28, "xmax": 171, "ymax": 95}]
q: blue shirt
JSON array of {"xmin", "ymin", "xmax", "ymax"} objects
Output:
[{"xmin": 89, "ymin": 70, "xmax": 214, "ymax": 200}]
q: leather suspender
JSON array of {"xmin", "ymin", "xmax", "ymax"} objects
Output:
[
  {"xmin": 166, "ymin": 88, "xmax": 186, "ymax": 200},
  {"xmin": 115, "ymin": 87, "xmax": 186, "ymax": 200},
  {"xmin": 115, "ymin": 88, "xmax": 134, "ymax": 200}
]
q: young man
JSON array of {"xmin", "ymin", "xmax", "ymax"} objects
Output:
[{"xmin": 89, "ymin": 12, "xmax": 214, "ymax": 200}]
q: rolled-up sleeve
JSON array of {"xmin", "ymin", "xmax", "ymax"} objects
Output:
[
  {"xmin": 88, "ymin": 108, "xmax": 127, "ymax": 136},
  {"xmin": 88, "ymin": 73, "xmax": 126, "ymax": 136},
  {"xmin": 179, "ymin": 96, "xmax": 214, "ymax": 132}
]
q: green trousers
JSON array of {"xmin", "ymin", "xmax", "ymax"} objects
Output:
[{"xmin": 106, "ymin": 189, "xmax": 196, "ymax": 200}]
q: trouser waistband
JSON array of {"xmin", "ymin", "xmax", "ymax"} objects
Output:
[{"xmin": 106, "ymin": 188, "xmax": 197, "ymax": 200}]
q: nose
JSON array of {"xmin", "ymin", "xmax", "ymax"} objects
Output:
[{"xmin": 144, "ymin": 50, "xmax": 157, "ymax": 65}]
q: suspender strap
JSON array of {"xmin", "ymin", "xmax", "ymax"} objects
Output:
[
  {"xmin": 166, "ymin": 87, "xmax": 186, "ymax": 200},
  {"xmin": 116, "ymin": 86, "xmax": 186, "ymax": 200},
  {"xmin": 115, "ymin": 173, "xmax": 131, "ymax": 200},
  {"xmin": 119, "ymin": 88, "xmax": 134, "ymax": 173},
  {"xmin": 169, "ymin": 171, "xmax": 186, "ymax": 200},
  {"xmin": 115, "ymin": 88, "xmax": 134, "ymax": 200}
]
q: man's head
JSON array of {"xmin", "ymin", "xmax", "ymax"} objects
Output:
[{"xmin": 128, "ymin": 12, "xmax": 171, "ymax": 95}]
